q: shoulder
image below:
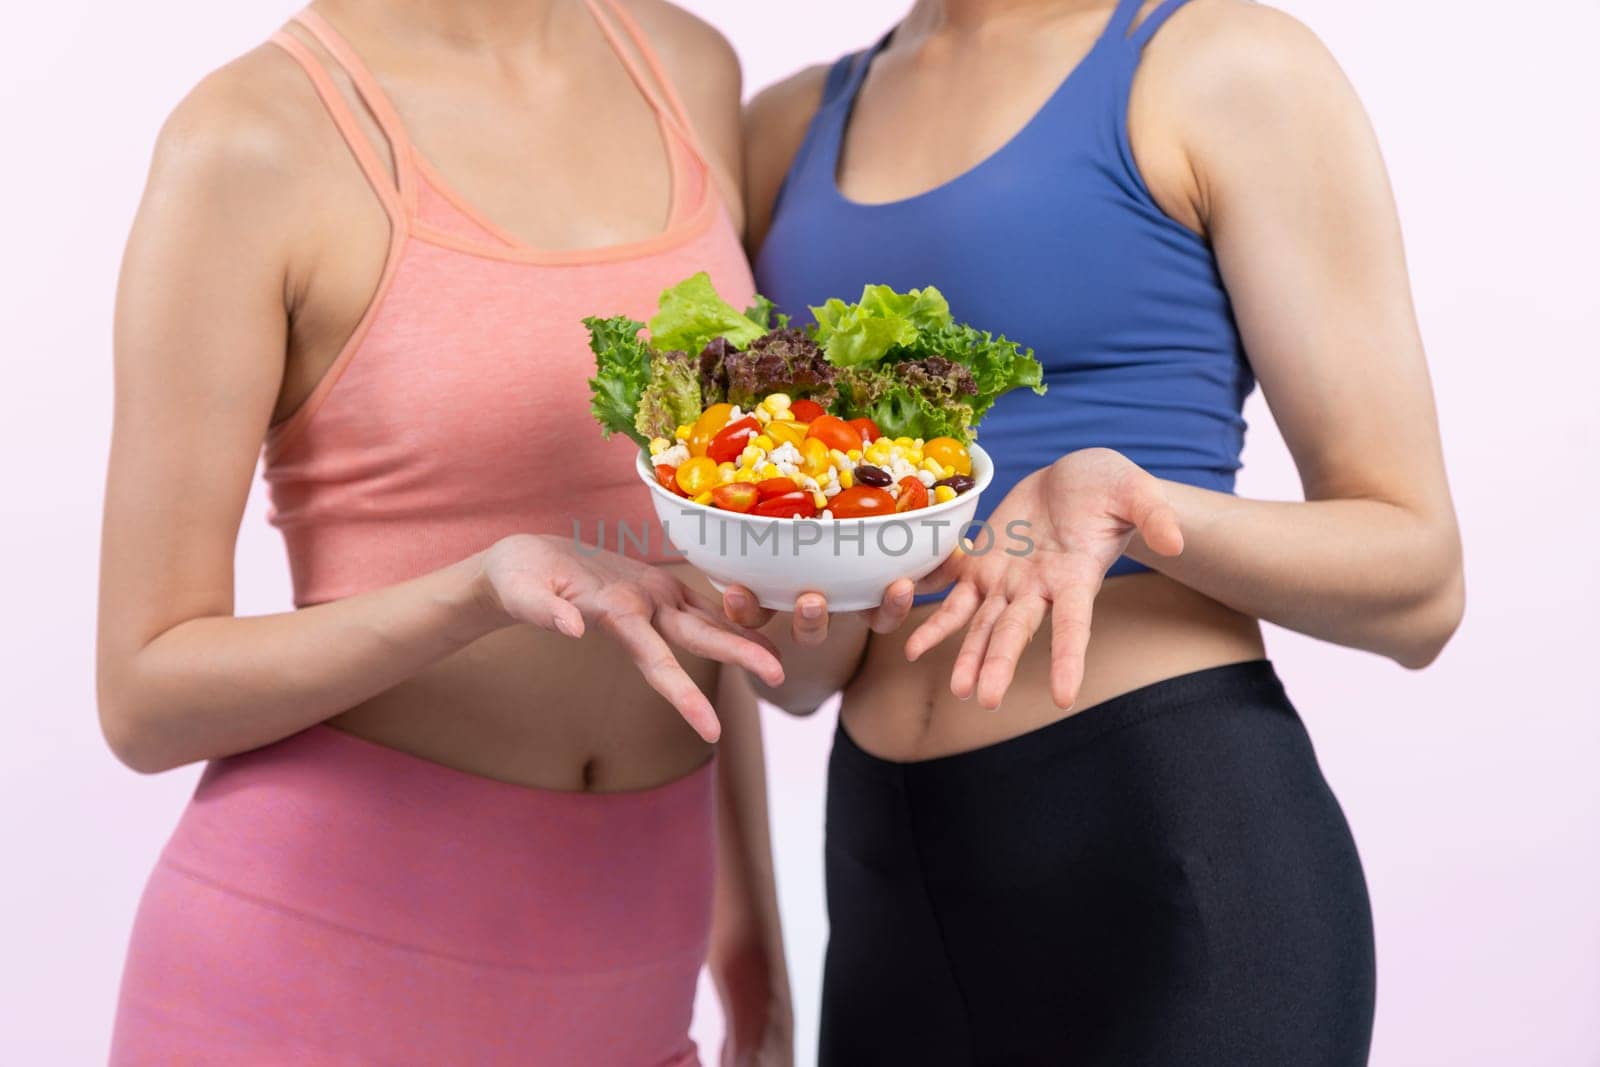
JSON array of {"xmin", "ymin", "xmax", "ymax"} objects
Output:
[
  {"xmin": 1140, "ymin": 1, "xmax": 1355, "ymax": 133},
  {"xmin": 742, "ymin": 64, "xmax": 831, "ymax": 251},
  {"xmin": 617, "ymin": 0, "xmax": 741, "ymax": 95},
  {"xmin": 147, "ymin": 44, "xmax": 324, "ymax": 208}
]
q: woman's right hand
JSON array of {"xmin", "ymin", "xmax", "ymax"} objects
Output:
[{"xmin": 478, "ymin": 535, "xmax": 785, "ymax": 743}]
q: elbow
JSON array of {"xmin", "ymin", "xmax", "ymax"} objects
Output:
[
  {"xmin": 1389, "ymin": 555, "xmax": 1466, "ymax": 671},
  {"xmin": 97, "ymin": 684, "xmax": 186, "ymax": 775}
]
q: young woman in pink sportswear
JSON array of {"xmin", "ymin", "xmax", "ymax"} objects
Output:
[{"xmin": 99, "ymin": 1, "xmax": 794, "ymax": 1062}]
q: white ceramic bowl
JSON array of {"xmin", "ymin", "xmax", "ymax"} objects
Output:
[{"xmin": 636, "ymin": 444, "xmax": 994, "ymax": 611}]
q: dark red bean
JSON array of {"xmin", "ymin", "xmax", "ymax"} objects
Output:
[
  {"xmin": 855, "ymin": 464, "xmax": 893, "ymax": 487},
  {"xmin": 935, "ymin": 474, "xmax": 976, "ymax": 495}
]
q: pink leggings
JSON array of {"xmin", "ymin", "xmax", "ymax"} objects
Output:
[{"xmin": 111, "ymin": 725, "xmax": 714, "ymax": 1065}]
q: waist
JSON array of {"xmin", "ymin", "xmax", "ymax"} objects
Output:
[
  {"xmin": 843, "ymin": 570, "xmax": 1266, "ymax": 761},
  {"xmin": 162, "ymin": 722, "xmax": 717, "ymax": 974}
]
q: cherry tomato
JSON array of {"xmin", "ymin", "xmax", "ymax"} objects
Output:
[
  {"xmin": 805, "ymin": 414, "xmax": 864, "ymax": 454},
  {"xmin": 675, "ymin": 456, "xmax": 719, "ymax": 496},
  {"xmin": 711, "ymin": 483, "xmax": 759, "ymax": 513},
  {"xmin": 707, "ymin": 416, "xmax": 759, "ymax": 464},
  {"xmin": 687, "ymin": 403, "xmax": 734, "ymax": 457},
  {"xmin": 829, "ymin": 486, "xmax": 896, "ymax": 519},
  {"xmin": 789, "ymin": 398, "xmax": 827, "ymax": 423},
  {"xmin": 752, "ymin": 492, "xmax": 819, "ymax": 519},
  {"xmin": 894, "ymin": 477, "xmax": 929, "ymax": 513},
  {"xmin": 754, "ymin": 477, "xmax": 800, "ymax": 500},
  {"xmin": 798, "ymin": 437, "xmax": 832, "ymax": 478},
  {"xmin": 655, "ymin": 464, "xmax": 687, "ymax": 497},
  {"xmin": 765, "ymin": 420, "xmax": 810, "ymax": 449},
  {"xmin": 847, "ymin": 417, "xmax": 881, "ymax": 444},
  {"xmin": 923, "ymin": 436, "xmax": 972, "ymax": 476}
]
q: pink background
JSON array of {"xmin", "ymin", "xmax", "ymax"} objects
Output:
[{"xmin": 2, "ymin": 1, "xmax": 1596, "ymax": 1063}]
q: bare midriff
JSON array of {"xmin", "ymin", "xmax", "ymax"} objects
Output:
[{"xmin": 842, "ymin": 572, "xmax": 1265, "ymax": 762}]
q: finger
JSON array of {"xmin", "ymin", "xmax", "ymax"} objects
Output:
[
  {"xmin": 722, "ymin": 584, "xmax": 776, "ymax": 629},
  {"xmin": 975, "ymin": 594, "xmax": 1048, "ymax": 710},
  {"xmin": 951, "ymin": 595, "xmax": 1009, "ymax": 702},
  {"xmin": 867, "ymin": 579, "xmax": 917, "ymax": 634},
  {"xmin": 684, "ymin": 599, "xmax": 784, "ymax": 663},
  {"xmin": 1048, "ymin": 583, "xmax": 1098, "ymax": 710},
  {"xmin": 1123, "ymin": 476, "xmax": 1184, "ymax": 557},
  {"xmin": 914, "ymin": 553, "xmax": 965, "ymax": 596},
  {"xmin": 658, "ymin": 607, "xmax": 786, "ymax": 689},
  {"xmin": 791, "ymin": 592, "xmax": 829, "ymax": 648},
  {"xmin": 602, "ymin": 611, "xmax": 722, "ymax": 742},
  {"xmin": 507, "ymin": 585, "xmax": 586, "ymax": 639},
  {"xmin": 903, "ymin": 580, "xmax": 980, "ymax": 661}
]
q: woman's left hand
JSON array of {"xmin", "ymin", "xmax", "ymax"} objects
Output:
[{"xmin": 905, "ymin": 448, "xmax": 1184, "ymax": 710}]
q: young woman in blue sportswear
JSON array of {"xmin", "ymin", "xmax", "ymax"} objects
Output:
[{"xmin": 720, "ymin": 0, "xmax": 1463, "ymax": 1062}]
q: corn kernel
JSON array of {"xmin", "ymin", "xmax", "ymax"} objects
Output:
[
  {"xmin": 648, "ymin": 436, "xmax": 669, "ymax": 456},
  {"xmin": 692, "ymin": 490, "xmax": 714, "ymax": 505},
  {"xmin": 758, "ymin": 463, "xmax": 781, "ymax": 480},
  {"xmin": 812, "ymin": 491, "xmax": 828, "ymax": 509},
  {"xmin": 921, "ymin": 458, "xmax": 944, "ymax": 476},
  {"xmin": 934, "ymin": 485, "xmax": 957, "ymax": 504},
  {"xmin": 753, "ymin": 434, "xmax": 775, "ymax": 452},
  {"xmin": 739, "ymin": 445, "xmax": 762, "ymax": 466},
  {"xmin": 905, "ymin": 449, "xmax": 923, "ymax": 465},
  {"xmin": 717, "ymin": 462, "xmax": 736, "ymax": 483},
  {"xmin": 733, "ymin": 469, "xmax": 755, "ymax": 483},
  {"xmin": 829, "ymin": 448, "xmax": 850, "ymax": 468},
  {"xmin": 894, "ymin": 437, "xmax": 916, "ymax": 450},
  {"xmin": 847, "ymin": 449, "xmax": 862, "ymax": 461},
  {"xmin": 674, "ymin": 424, "xmax": 692, "ymax": 441},
  {"xmin": 839, "ymin": 469, "xmax": 854, "ymax": 489},
  {"xmin": 942, "ymin": 464, "xmax": 956, "ymax": 480},
  {"xmin": 914, "ymin": 438, "xmax": 925, "ymax": 449},
  {"xmin": 762, "ymin": 392, "xmax": 792, "ymax": 412},
  {"xmin": 771, "ymin": 409, "xmax": 794, "ymax": 421}
]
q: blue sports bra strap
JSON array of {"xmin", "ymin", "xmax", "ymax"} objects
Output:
[
  {"xmin": 1128, "ymin": 0, "xmax": 1194, "ymax": 48},
  {"xmin": 1101, "ymin": 0, "xmax": 1150, "ymax": 44},
  {"xmin": 822, "ymin": 51, "xmax": 861, "ymax": 104}
]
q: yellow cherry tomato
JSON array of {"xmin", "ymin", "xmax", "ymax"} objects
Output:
[
  {"xmin": 687, "ymin": 403, "xmax": 734, "ymax": 457},
  {"xmin": 765, "ymin": 420, "xmax": 809, "ymax": 449},
  {"xmin": 675, "ymin": 456, "xmax": 720, "ymax": 495},
  {"xmin": 800, "ymin": 437, "xmax": 832, "ymax": 478},
  {"xmin": 923, "ymin": 437, "xmax": 972, "ymax": 477}
]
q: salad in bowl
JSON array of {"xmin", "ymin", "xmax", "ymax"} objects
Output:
[{"xmin": 585, "ymin": 274, "xmax": 1044, "ymax": 609}]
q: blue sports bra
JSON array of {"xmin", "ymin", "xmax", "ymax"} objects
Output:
[{"xmin": 755, "ymin": 0, "xmax": 1252, "ymax": 577}]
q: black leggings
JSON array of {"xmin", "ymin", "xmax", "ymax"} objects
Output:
[{"xmin": 821, "ymin": 661, "xmax": 1375, "ymax": 1066}]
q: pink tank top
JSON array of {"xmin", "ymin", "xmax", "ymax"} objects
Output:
[{"xmin": 264, "ymin": 3, "xmax": 754, "ymax": 607}]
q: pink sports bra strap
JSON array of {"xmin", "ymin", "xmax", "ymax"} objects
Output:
[
  {"xmin": 582, "ymin": 0, "xmax": 704, "ymax": 156},
  {"xmin": 284, "ymin": 9, "xmax": 419, "ymax": 207},
  {"xmin": 269, "ymin": 30, "xmax": 408, "ymax": 221}
]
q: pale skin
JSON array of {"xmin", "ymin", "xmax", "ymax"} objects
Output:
[
  {"xmin": 727, "ymin": 0, "xmax": 1464, "ymax": 759},
  {"xmin": 98, "ymin": 1, "xmax": 791, "ymax": 1060}
]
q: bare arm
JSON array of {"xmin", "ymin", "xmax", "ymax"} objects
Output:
[
  {"xmin": 908, "ymin": 5, "xmax": 1463, "ymax": 704},
  {"xmin": 1122, "ymin": 4, "xmax": 1463, "ymax": 665},
  {"xmin": 98, "ymin": 68, "xmax": 780, "ymax": 773},
  {"xmin": 708, "ymin": 668, "xmax": 794, "ymax": 1064}
]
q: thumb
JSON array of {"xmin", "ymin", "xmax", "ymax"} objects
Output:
[
  {"xmin": 1122, "ymin": 475, "xmax": 1184, "ymax": 557},
  {"xmin": 512, "ymin": 584, "xmax": 587, "ymax": 638}
]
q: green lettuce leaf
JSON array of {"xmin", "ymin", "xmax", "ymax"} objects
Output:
[
  {"xmin": 584, "ymin": 315, "xmax": 653, "ymax": 446},
  {"xmin": 810, "ymin": 284, "xmax": 953, "ymax": 367},
  {"xmin": 649, "ymin": 272, "xmax": 766, "ymax": 355},
  {"xmin": 910, "ymin": 323, "xmax": 1046, "ymax": 422},
  {"xmin": 634, "ymin": 349, "xmax": 703, "ymax": 442},
  {"xmin": 837, "ymin": 365, "xmax": 975, "ymax": 442},
  {"xmin": 743, "ymin": 294, "xmax": 791, "ymax": 332}
]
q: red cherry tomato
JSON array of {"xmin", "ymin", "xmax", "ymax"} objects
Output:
[
  {"xmin": 754, "ymin": 477, "xmax": 800, "ymax": 500},
  {"xmin": 707, "ymin": 416, "xmax": 760, "ymax": 465},
  {"xmin": 752, "ymin": 492, "xmax": 819, "ymax": 519},
  {"xmin": 655, "ymin": 464, "xmax": 688, "ymax": 497},
  {"xmin": 789, "ymin": 398, "xmax": 827, "ymax": 423},
  {"xmin": 711, "ymin": 483, "xmax": 760, "ymax": 513},
  {"xmin": 895, "ymin": 476, "xmax": 929, "ymax": 513},
  {"xmin": 829, "ymin": 486, "xmax": 896, "ymax": 518},
  {"xmin": 805, "ymin": 414, "xmax": 864, "ymax": 454},
  {"xmin": 848, "ymin": 417, "xmax": 881, "ymax": 444}
]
